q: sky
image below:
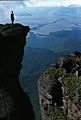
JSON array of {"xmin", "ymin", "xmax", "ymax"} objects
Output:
[
  {"xmin": 0, "ymin": 0, "xmax": 81, "ymax": 15},
  {"xmin": 0, "ymin": 0, "xmax": 81, "ymax": 23},
  {"xmin": 22, "ymin": 0, "xmax": 81, "ymax": 7}
]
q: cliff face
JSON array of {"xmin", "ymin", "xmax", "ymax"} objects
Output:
[
  {"xmin": 38, "ymin": 51, "xmax": 81, "ymax": 120},
  {"xmin": 0, "ymin": 23, "xmax": 35, "ymax": 120}
]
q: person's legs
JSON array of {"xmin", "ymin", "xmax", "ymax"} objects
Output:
[{"xmin": 12, "ymin": 20, "xmax": 14, "ymax": 25}]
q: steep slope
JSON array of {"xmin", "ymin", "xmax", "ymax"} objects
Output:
[
  {"xmin": 0, "ymin": 23, "xmax": 35, "ymax": 120},
  {"xmin": 38, "ymin": 51, "xmax": 81, "ymax": 120}
]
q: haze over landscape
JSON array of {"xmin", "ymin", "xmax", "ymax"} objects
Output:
[
  {"xmin": 1, "ymin": 0, "xmax": 81, "ymax": 23},
  {"xmin": 1, "ymin": 0, "xmax": 81, "ymax": 120}
]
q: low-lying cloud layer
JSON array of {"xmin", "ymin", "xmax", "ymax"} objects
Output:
[
  {"xmin": 0, "ymin": 0, "xmax": 81, "ymax": 16},
  {"xmin": 0, "ymin": 0, "xmax": 81, "ymax": 23}
]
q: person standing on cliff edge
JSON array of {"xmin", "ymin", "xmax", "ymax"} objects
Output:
[{"xmin": 10, "ymin": 11, "xmax": 14, "ymax": 25}]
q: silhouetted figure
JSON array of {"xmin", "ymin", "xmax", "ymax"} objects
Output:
[{"xmin": 10, "ymin": 11, "xmax": 14, "ymax": 25}]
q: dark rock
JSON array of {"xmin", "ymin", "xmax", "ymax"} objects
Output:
[
  {"xmin": 58, "ymin": 53, "xmax": 81, "ymax": 74},
  {"xmin": 51, "ymin": 80, "xmax": 63, "ymax": 106},
  {"xmin": 74, "ymin": 51, "xmax": 81, "ymax": 58},
  {"xmin": 38, "ymin": 70, "xmax": 63, "ymax": 120},
  {"xmin": 62, "ymin": 58, "xmax": 74, "ymax": 73},
  {"xmin": 0, "ymin": 23, "xmax": 35, "ymax": 120}
]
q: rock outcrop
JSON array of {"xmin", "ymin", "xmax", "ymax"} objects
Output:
[
  {"xmin": 0, "ymin": 23, "xmax": 35, "ymax": 120},
  {"xmin": 38, "ymin": 51, "xmax": 81, "ymax": 120}
]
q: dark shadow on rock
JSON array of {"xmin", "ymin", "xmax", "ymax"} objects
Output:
[
  {"xmin": 51, "ymin": 79, "xmax": 63, "ymax": 106},
  {"xmin": 0, "ymin": 24, "xmax": 35, "ymax": 120}
]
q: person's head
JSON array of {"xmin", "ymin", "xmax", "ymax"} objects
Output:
[{"xmin": 11, "ymin": 11, "xmax": 13, "ymax": 13}]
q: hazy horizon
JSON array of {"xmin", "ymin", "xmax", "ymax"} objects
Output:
[{"xmin": 0, "ymin": 0, "xmax": 81, "ymax": 24}]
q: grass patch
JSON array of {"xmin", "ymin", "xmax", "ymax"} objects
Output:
[
  {"xmin": 62, "ymin": 74, "xmax": 81, "ymax": 106},
  {"xmin": 51, "ymin": 106, "xmax": 66, "ymax": 120}
]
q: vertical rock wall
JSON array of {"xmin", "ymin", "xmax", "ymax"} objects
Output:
[{"xmin": 0, "ymin": 23, "xmax": 35, "ymax": 120}]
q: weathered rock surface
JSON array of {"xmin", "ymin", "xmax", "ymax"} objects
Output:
[
  {"xmin": 38, "ymin": 51, "xmax": 81, "ymax": 120},
  {"xmin": 0, "ymin": 23, "xmax": 35, "ymax": 120}
]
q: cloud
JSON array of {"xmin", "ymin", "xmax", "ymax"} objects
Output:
[
  {"xmin": 0, "ymin": 1, "xmax": 25, "ymax": 18},
  {"xmin": 0, "ymin": 0, "xmax": 81, "ymax": 20},
  {"xmin": 0, "ymin": 0, "xmax": 81, "ymax": 16},
  {"xmin": 23, "ymin": 0, "xmax": 81, "ymax": 7}
]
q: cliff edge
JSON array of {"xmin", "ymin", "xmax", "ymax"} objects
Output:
[
  {"xmin": 38, "ymin": 51, "xmax": 81, "ymax": 120},
  {"xmin": 0, "ymin": 23, "xmax": 35, "ymax": 120}
]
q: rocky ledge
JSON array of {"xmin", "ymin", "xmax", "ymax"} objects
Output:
[
  {"xmin": 38, "ymin": 51, "xmax": 81, "ymax": 120},
  {"xmin": 0, "ymin": 23, "xmax": 35, "ymax": 120}
]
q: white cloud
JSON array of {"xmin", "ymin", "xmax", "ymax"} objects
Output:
[
  {"xmin": 61, "ymin": 0, "xmax": 81, "ymax": 7},
  {"xmin": 0, "ymin": 0, "xmax": 81, "ymax": 9},
  {"xmin": 0, "ymin": 2, "xmax": 17, "ymax": 17},
  {"xmin": 0, "ymin": 0, "xmax": 81, "ymax": 21},
  {"xmin": 23, "ymin": 0, "xmax": 81, "ymax": 7}
]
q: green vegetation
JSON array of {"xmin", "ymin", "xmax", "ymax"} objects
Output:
[
  {"xmin": 45, "ymin": 66, "xmax": 81, "ymax": 106},
  {"xmin": 44, "ymin": 66, "xmax": 81, "ymax": 119},
  {"xmin": 44, "ymin": 67, "xmax": 66, "ymax": 79},
  {"xmin": 62, "ymin": 74, "xmax": 81, "ymax": 106},
  {"xmin": 51, "ymin": 106, "xmax": 66, "ymax": 120}
]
